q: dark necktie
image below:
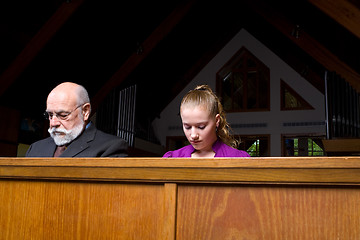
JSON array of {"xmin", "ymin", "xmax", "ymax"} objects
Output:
[{"xmin": 54, "ymin": 145, "xmax": 66, "ymax": 157}]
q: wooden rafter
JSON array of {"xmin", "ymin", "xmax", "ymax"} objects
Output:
[
  {"xmin": 308, "ymin": 0, "xmax": 360, "ymax": 40},
  {"xmin": 246, "ymin": 0, "xmax": 360, "ymax": 93},
  {"xmin": 91, "ymin": 0, "xmax": 196, "ymax": 112},
  {"xmin": 0, "ymin": 0, "xmax": 86, "ymax": 96}
]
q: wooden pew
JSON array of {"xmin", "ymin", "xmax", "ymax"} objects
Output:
[{"xmin": 1, "ymin": 157, "xmax": 360, "ymax": 239}]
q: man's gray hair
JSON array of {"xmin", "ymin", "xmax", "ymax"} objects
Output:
[
  {"xmin": 76, "ymin": 84, "xmax": 90, "ymax": 105},
  {"xmin": 76, "ymin": 84, "xmax": 91, "ymax": 115}
]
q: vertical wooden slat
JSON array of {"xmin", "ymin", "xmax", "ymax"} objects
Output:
[
  {"xmin": 325, "ymin": 71, "xmax": 331, "ymax": 139},
  {"xmin": 325, "ymin": 71, "xmax": 360, "ymax": 139},
  {"xmin": 354, "ymin": 92, "xmax": 360, "ymax": 137},
  {"xmin": 164, "ymin": 183, "xmax": 178, "ymax": 240},
  {"xmin": 332, "ymin": 73, "xmax": 339, "ymax": 137}
]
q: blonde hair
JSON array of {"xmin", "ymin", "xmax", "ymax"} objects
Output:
[{"xmin": 180, "ymin": 85, "xmax": 238, "ymax": 148}]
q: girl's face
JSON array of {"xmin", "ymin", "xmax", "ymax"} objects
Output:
[{"xmin": 180, "ymin": 105, "xmax": 220, "ymax": 154}]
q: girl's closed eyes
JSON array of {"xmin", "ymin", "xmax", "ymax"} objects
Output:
[{"xmin": 183, "ymin": 124, "xmax": 206, "ymax": 130}]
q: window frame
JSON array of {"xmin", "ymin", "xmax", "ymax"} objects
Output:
[
  {"xmin": 281, "ymin": 133, "xmax": 325, "ymax": 157},
  {"xmin": 236, "ymin": 134, "xmax": 270, "ymax": 157},
  {"xmin": 216, "ymin": 47, "xmax": 270, "ymax": 112},
  {"xmin": 280, "ymin": 79, "xmax": 314, "ymax": 111}
]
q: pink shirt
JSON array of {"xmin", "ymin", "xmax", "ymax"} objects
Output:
[{"xmin": 162, "ymin": 139, "xmax": 251, "ymax": 158}]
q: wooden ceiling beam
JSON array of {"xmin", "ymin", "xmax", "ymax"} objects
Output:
[
  {"xmin": 246, "ymin": 0, "xmax": 360, "ymax": 93},
  {"xmin": 91, "ymin": 0, "xmax": 196, "ymax": 112},
  {"xmin": 308, "ymin": 0, "xmax": 360, "ymax": 39},
  {"xmin": 0, "ymin": 23, "xmax": 32, "ymax": 46},
  {"xmin": 0, "ymin": 0, "xmax": 85, "ymax": 96}
]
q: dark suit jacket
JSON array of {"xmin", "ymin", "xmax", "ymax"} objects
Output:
[{"xmin": 26, "ymin": 123, "xmax": 128, "ymax": 157}]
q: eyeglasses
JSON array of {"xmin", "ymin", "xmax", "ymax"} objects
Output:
[{"xmin": 44, "ymin": 104, "xmax": 84, "ymax": 121}]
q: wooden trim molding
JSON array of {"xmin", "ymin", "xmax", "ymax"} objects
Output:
[{"xmin": 1, "ymin": 157, "xmax": 360, "ymax": 184}]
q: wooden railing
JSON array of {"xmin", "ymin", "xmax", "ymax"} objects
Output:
[{"xmin": 1, "ymin": 157, "xmax": 360, "ymax": 239}]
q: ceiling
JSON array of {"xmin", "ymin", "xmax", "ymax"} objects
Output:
[{"xmin": 1, "ymin": 0, "xmax": 360, "ymax": 132}]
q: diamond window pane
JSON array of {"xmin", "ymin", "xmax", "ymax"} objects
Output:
[
  {"xmin": 233, "ymin": 72, "xmax": 243, "ymax": 110},
  {"xmin": 247, "ymin": 71, "xmax": 257, "ymax": 109},
  {"xmin": 222, "ymin": 72, "xmax": 233, "ymax": 111},
  {"xmin": 217, "ymin": 47, "xmax": 270, "ymax": 112}
]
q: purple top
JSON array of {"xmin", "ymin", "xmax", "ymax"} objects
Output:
[{"xmin": 162, "ymin": 139, "xmax": 251, "ymax": 158}]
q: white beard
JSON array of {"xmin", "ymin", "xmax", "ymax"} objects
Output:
[{"xmin": 48, "ymin": 120, "xmax": 85, "ymax": 146}]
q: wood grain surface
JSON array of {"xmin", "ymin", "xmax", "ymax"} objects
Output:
[
  {"xmin": 177, "ymin": 185, "xmax": 360, "ymax": 239},
  {"xmin": 1, "ymin": 157, "xmax": 360, "ymax": 239},
  {"xmin": 0, "ymin": 180, "xmax": 166, "ymax": 240}
]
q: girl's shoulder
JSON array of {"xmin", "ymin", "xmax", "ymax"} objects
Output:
[{"xmin": 162, "ymin": 144, "xmax": 194, "ymax": 158}]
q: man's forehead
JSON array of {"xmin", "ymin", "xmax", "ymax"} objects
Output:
[
  {"xmin": 47, "ymin": 99, "xmax": 76, "ymax": 112},
  {"xmin": 47, "ymin": 90, "xmax": 76, "ymax": 107}
]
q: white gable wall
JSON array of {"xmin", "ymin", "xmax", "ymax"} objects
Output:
[{"xmin": 152, "ymin": 29, "xmax": 325, "ymax": 156}]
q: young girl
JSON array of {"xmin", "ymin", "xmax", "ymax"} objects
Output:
[{"xmin": 163, "ymin": 85, "xmax": 250, "ymax": 158}]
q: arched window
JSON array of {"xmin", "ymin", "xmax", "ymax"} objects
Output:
[{"xmin": 216, "ymin": 47, "xmax": 270, "ymax": 112}]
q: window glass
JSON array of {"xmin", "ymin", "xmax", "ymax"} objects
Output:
[
  {"xmin": 283, "ymin": 135, "xmax": 325, "ymax": 156},
  {"xmin": 217, "ymin": 47, "xmax": 270, "ymax": 112},
  {"xmin": 238, "ymin": 135, "xmax": 270, "ymax": 157},
  {"xmin": 281, "ymin": 79, "xmax": 314, "ymax": 110}
]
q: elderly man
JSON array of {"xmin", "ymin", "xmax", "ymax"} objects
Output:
[{"xmin": 26, "ymin": 82, "xmax": 128, "ymax": 157}]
